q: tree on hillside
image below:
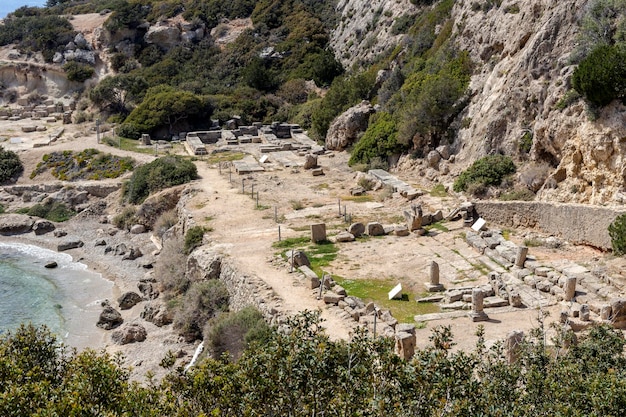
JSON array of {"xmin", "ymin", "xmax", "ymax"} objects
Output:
[
  {"xmin": 90, "ymin": 74, "xmax": 149, "ymax": 115},
  {"xmin": 123, "ymin": 85, "xmax": 211, "ymax": 138}
]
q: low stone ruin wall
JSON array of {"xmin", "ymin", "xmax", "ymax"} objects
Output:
[{"xmin": 474, "ymin": 201, "xmax": 626, "ymax": 250}]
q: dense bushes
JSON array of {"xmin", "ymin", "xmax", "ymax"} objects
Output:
[
  {"xmin": 123, "ymin": 85, "xmax": 211, "ymax": 138},
  {"xmin": 123, "ymin": 156, "xmax": 197, "ymax": 204},
  {"xmin": 6, "ymin": 316, "xmax": 626, "ymax": 415},
  {"xmin": 173, "ymin": 280, "xmax": 230, "ymax": 342},
  {"xmin": 30, "ymin": 149, "xmax": 134, "ymax": 181},
  {"xmin": 183, "ymin": 226, "xmax": 205, "ymax": 254},
  {"xmin": 0, "ymin": 146, "xmax": 23, "ymax": 183},
  {"xmin": 63, "ymin": 61, "xmax": 95, "ymax": 82},
  {"xmin": 453, "ymin": 154, "xmax": 516, "ymax": 192},
  {"xmin": 0, "ymin": 14, "xmax": 75, "ymax": 62},
  {"xmin": 609, "ymin": 213, "xmax": 626, "ymax": 255},
  {"xmin": 572, "ymin": 44, "xmax": 626, "ymax": 106},
  {"xmin": 26, "ymin": 201, "xmax": 75, "ymax": 222},
  {"xmin": 349, "ymin": 112, "xmax": 406, "ymax": 167},
  {"xmin": 205, "ymin": 306, "xmax": 271, "ymax": 360}
]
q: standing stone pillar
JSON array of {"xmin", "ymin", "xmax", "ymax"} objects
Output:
[
  {"xmin": 600, "ymin": 305, "xmax": 612, "ymax": 321},
  {"xmin": 505, "ymin": 330, "xmax": 524, "ymax": 364},
  {"xmin": 469, "ymin": 288, "xmax": 489, "ymax": 322},
  {"xmin": 310, "ymin": 223, "xmax": 327, "ymax": 243},
  {"xmin": 563, "ymin": 276, "xmax": 577, "ymax": 301},
  {"xmin": 404, "ymin": 204, "xmax": 423, "ymax": 231},
  {"xmin": 580, "ymin": 304, "xmax": 590, "ymax": 321},
  {"xmin": 515, "ymin": 246, "xmax": 528, "ymax": 268},
  {"xmin": 425, "ymin": 261, "xmax": 444, "ymax": 292}
]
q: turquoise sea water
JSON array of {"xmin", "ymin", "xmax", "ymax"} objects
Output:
[
  {"xmin": 0, "ymin": 242, "xmax": 113, "ymax": 348},
  {"xmin": 0, "ymin": 0, "xmax": 47, "ymax": 19}
]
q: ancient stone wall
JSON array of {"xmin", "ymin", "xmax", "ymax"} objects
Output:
[{"xmin": 474, "ymin": 201, "xmax": 626, "ymax": 250}]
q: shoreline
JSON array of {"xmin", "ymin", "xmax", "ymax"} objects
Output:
[{"xmin": 1, "ymin": 235, "xmax": 114, "ymax": 351}]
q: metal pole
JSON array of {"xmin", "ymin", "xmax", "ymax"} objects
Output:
[
  {"xmin": 373, "ymin": 313, "xmax": 377, "ymax": 338},
  {"xmin": 344, "ymin": 205, "xmax": 347, "ymax": 222},
  {"xmin": 338, "ymin": 198, "xmax": 341, "ymax": 216},
  {"xmin": 256, "ymin": 192, "xmax": 259, "ymax": 208},
  {"xmin": 251, "ymin": 184, "xmax": 254, "ymax": 197},
  {"xmin": 290, "ymin": 249, "xmax": 294, "ymax": 273},
  {"xmin": 278, "ymin": 225, "xmax": 281, "ymax": 241},
  {"xmin": 242, "ymin": 179, "xmax": 245, "ymax": 193}
]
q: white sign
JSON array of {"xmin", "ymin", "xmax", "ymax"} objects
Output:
[
  {"xmin": 388, "ymin": 283, "xmax": 402, "ymax": 300},
  {"xmin": 259, "ymin": 155, "xmax": 269, "ymax": 163},
  {"xmin": 471, "ymin": 217, "xmax": 486, "ymax": 232}
]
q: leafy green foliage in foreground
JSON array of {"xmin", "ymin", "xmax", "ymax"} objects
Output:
[
  {"xmin": 609, "ymin": 213, "xmax": 626, "ymax": 255},
  {"xmin": 26, "ymin": 201, "xmax": 75, "ymax": 222},
  {"xmin": 123, "ymin": 156, "xmax": 197, "ymax": 204},
  {"xmin": 0, "ymin": 146, "xmax": 23, "ymax": 184},
  {"xmin": 4, "ymin": 317, "xmax": 626, "ymax": 415},
  {"xmin": 453, "ymin": 154, "xmax": 516, "ymax": 192}
]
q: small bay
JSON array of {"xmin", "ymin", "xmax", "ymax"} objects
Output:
[{"xmin": 0, "ymin": 242, "xmax": 113, "ymax": 349}]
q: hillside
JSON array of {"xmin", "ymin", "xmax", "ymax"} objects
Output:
[{"xmin": 0, "ymin": 0, "xmax": 625, "ymax": 205}]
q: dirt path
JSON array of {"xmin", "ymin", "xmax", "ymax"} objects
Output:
[{"xmin": 190, "ymin": 162, "xmax": 357, "ymax": 339}]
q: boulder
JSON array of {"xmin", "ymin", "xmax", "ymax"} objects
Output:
[
  {"xmin": 53, "ymin": 229, "xmax": 67, "ymax": 237},
  {"xmin": 366, "ymin": 222, "xmax": 385, "ymax": 236},
  {"xmin": 130, "ymin": 224, "xmax": 146, "ymax": 234},
  {"xmin": 325, "ymin": 101, "xmax": 375, "ymax": 150},
  {"xmin": 97, "ymin": 306, "xmax": 123, "ymax": 330},
  {"xmin": 118, "ymin": 292, "xmax": 143, "ymax": 310},
  {"xmin": 426, "ymin": 150, "xmax": 441, "ymax": 168},
  {"xmin": 335, "ymin": 231, "xmax": 355, "ymax": 242},
  {"xmin": 288, "ymin": 250, "xmax": 310, "ymax": 267},
  {"xmin": 114, "ymin": 243, "xmax": 127, "ymax": 256},
  {"xmin": 303, "ymin": 154, "xmax": 318, "ymax": 169},
  {"xmin": 394, "ymin": 225, "xmax": 410, "ymax": 236},
  {"xmin": 0, "ymin": 214, "xmax": 34, "ymax": 235},
  {"xmin": 348, "ymin": 222, "xmax": 365, "ymax": 237},
  {"xmin": 186, "ymin": 247, "xmax": 222, "ymax": 281},
  {"xmin": 111, "ymin": 323, "xmax": 147, "ymax": 345},
  {"xmin": 95, "ymin": 239, "xmax": 107, "ymax": 246},
  {"xmin": 144, "ymin": 25, "xmax": 181, "ymax": 50},
  {"xmin": 57, "ymin": 239, "xmax": 84, "ymax": 251},
  {"xmin": 323, "ymin": 292, "xmax": 344, "ymax": 304},
  {"xmin": 141, "ymin": 302, "xmax": 173, "ymax": 327},
  {"xmin": 33, "ymin": 220, "xmax": 55, "ymax": 235},
  {"xmin": 122, "ymin": 247, "xmax": 143, "ymax": 261},
  {"xmin": 44, "ymin": 261, "xmax": 58, "ymax": 269}
]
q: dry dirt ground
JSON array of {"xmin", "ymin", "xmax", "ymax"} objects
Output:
[{"xmin": 3, "ymin": 119, "xmax": 626, "ymax": 380}]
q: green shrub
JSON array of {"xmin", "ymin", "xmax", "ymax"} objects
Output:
[
  {"xmin": 112, "ymin": 206, "xmax": 137, "ymax": 230},
  {"xmin": 63, "ymin": 61, "xmax": 95, "ymax": 83},
  {"xmin": 0, "ymin": 146, "xmax": 24, "ymax": 183},
  {"xmin": 184, "ymin": 226, "xmax": 205, "ymax": 254},
  {"xmin": 453, "ymin": 155, "xmax": 516, "ymax": 192},
  {"xmin": 349, "ymin": 112, "xmax": 406, "ymax": 167},
  {"xmin": 27, "ymin": 201, "xmax": 75, "ymax": 222},
  {"xmin": 572, "ymin": 44, "xmax": 626, "ymax": 106},
  {"xmin": 30, "ymin": 149, "xmax": 134, "ymax": 181},
  {"xmin": 609, "ymin": 213, "xmax": 626, "ymax": 255},
  {"xmin": 155, "ymin": 236, "xmax": 189, "ymax": 295},
  {"xmin": 173, "ymin": 280, "xmax": 230, "ymax": 342},
  {"xmin": 123, "ymin": 156, "xmax": 197, "ymax": 204},
  {"xmin": 0, "ymin": 14, "xmax": 75, "ymax": 62},
  {"xmin": 205, "ymin": 306, "xmax": 271, "ymax": 360}
]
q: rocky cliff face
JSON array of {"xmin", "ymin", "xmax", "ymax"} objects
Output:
[{"xmin": 331, "ymin": 0, "xmax": 626, "ymax": 205}]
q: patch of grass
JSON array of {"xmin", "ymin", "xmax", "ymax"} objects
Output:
[
  {"xmin": 30, "ymin": 149, "xmax": 134, "ymax": 181},
  {"xmin": 102, "ymin": 136, "xmax": 158, "ymax": 155},
  {"xmin": 290, "ymin": 199, "xmax": 305, "ymax": 210},
  {"xmin": 207, "ymin": 151, "xmax": 245, "ymax": 164},
  {"xmin": 26, "ymin": 201, "xmax": 76, "ymax": 222},
  {"xmin": 430, "ymin": 183, "xmax": 448, "ymax": 197},
  {"xmin": 502, "ymin": 229, "xmax": 511, "ymax": 240},
  {"xmin": 335, "ymin": 277, "xmax": 440, "ymax": 323},
  {"xmin": 425, "ymin": 221, "xmax": 449, "ymax": 232},
  {"xmin": 312, "ymin": 183, "xmax": 330, "ymax": 190},
  {"xmin": 524, "ymin": 238, "xmax": 543, "ymax": 247},
  {"xmin": 255, "ymin": 204, "xmax": 270, "ymax": 210},
  {"xmin": 0, "ymin": 204, "xmax": 4, "ymax": 214},
  {"xmin": 342, "ymin": 194, "xmax": 374, "ymax": 203},
  {"xmin": 272, "ymin": 236, "xmax": 310, "ymax": 249},
  {"xmin": 471, "ymin": 262, "xmax": 490, "ymax": 275}
]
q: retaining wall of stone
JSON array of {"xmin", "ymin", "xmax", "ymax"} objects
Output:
[{"xmin": 474, "ymin": 201, "xmax": 626, "ymax": 250}]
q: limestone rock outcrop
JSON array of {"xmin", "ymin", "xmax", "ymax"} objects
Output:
[{"xmin": 325, "ymin": 101, "xmax": 375, "ymax": 151}]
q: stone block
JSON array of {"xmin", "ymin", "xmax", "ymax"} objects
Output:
[
  {"xmin": 366, "ymin": 222, "xmax": 385, "ymax": 236},
  {"xmin": 310, "ymin": 223, "xmax": 327, "ymax": 243},
  {"xmin": 348, "ymin": 222, "xmax": 365, "ymax": 237}
]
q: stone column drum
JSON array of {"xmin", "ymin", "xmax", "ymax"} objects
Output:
[
  {"xmin": 424, "ymin": 260, "xmax": 444, "ymax": 292},
  {"xmin": 469, "ymin": 288, "xmax": 489, "ymax": 322}
]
